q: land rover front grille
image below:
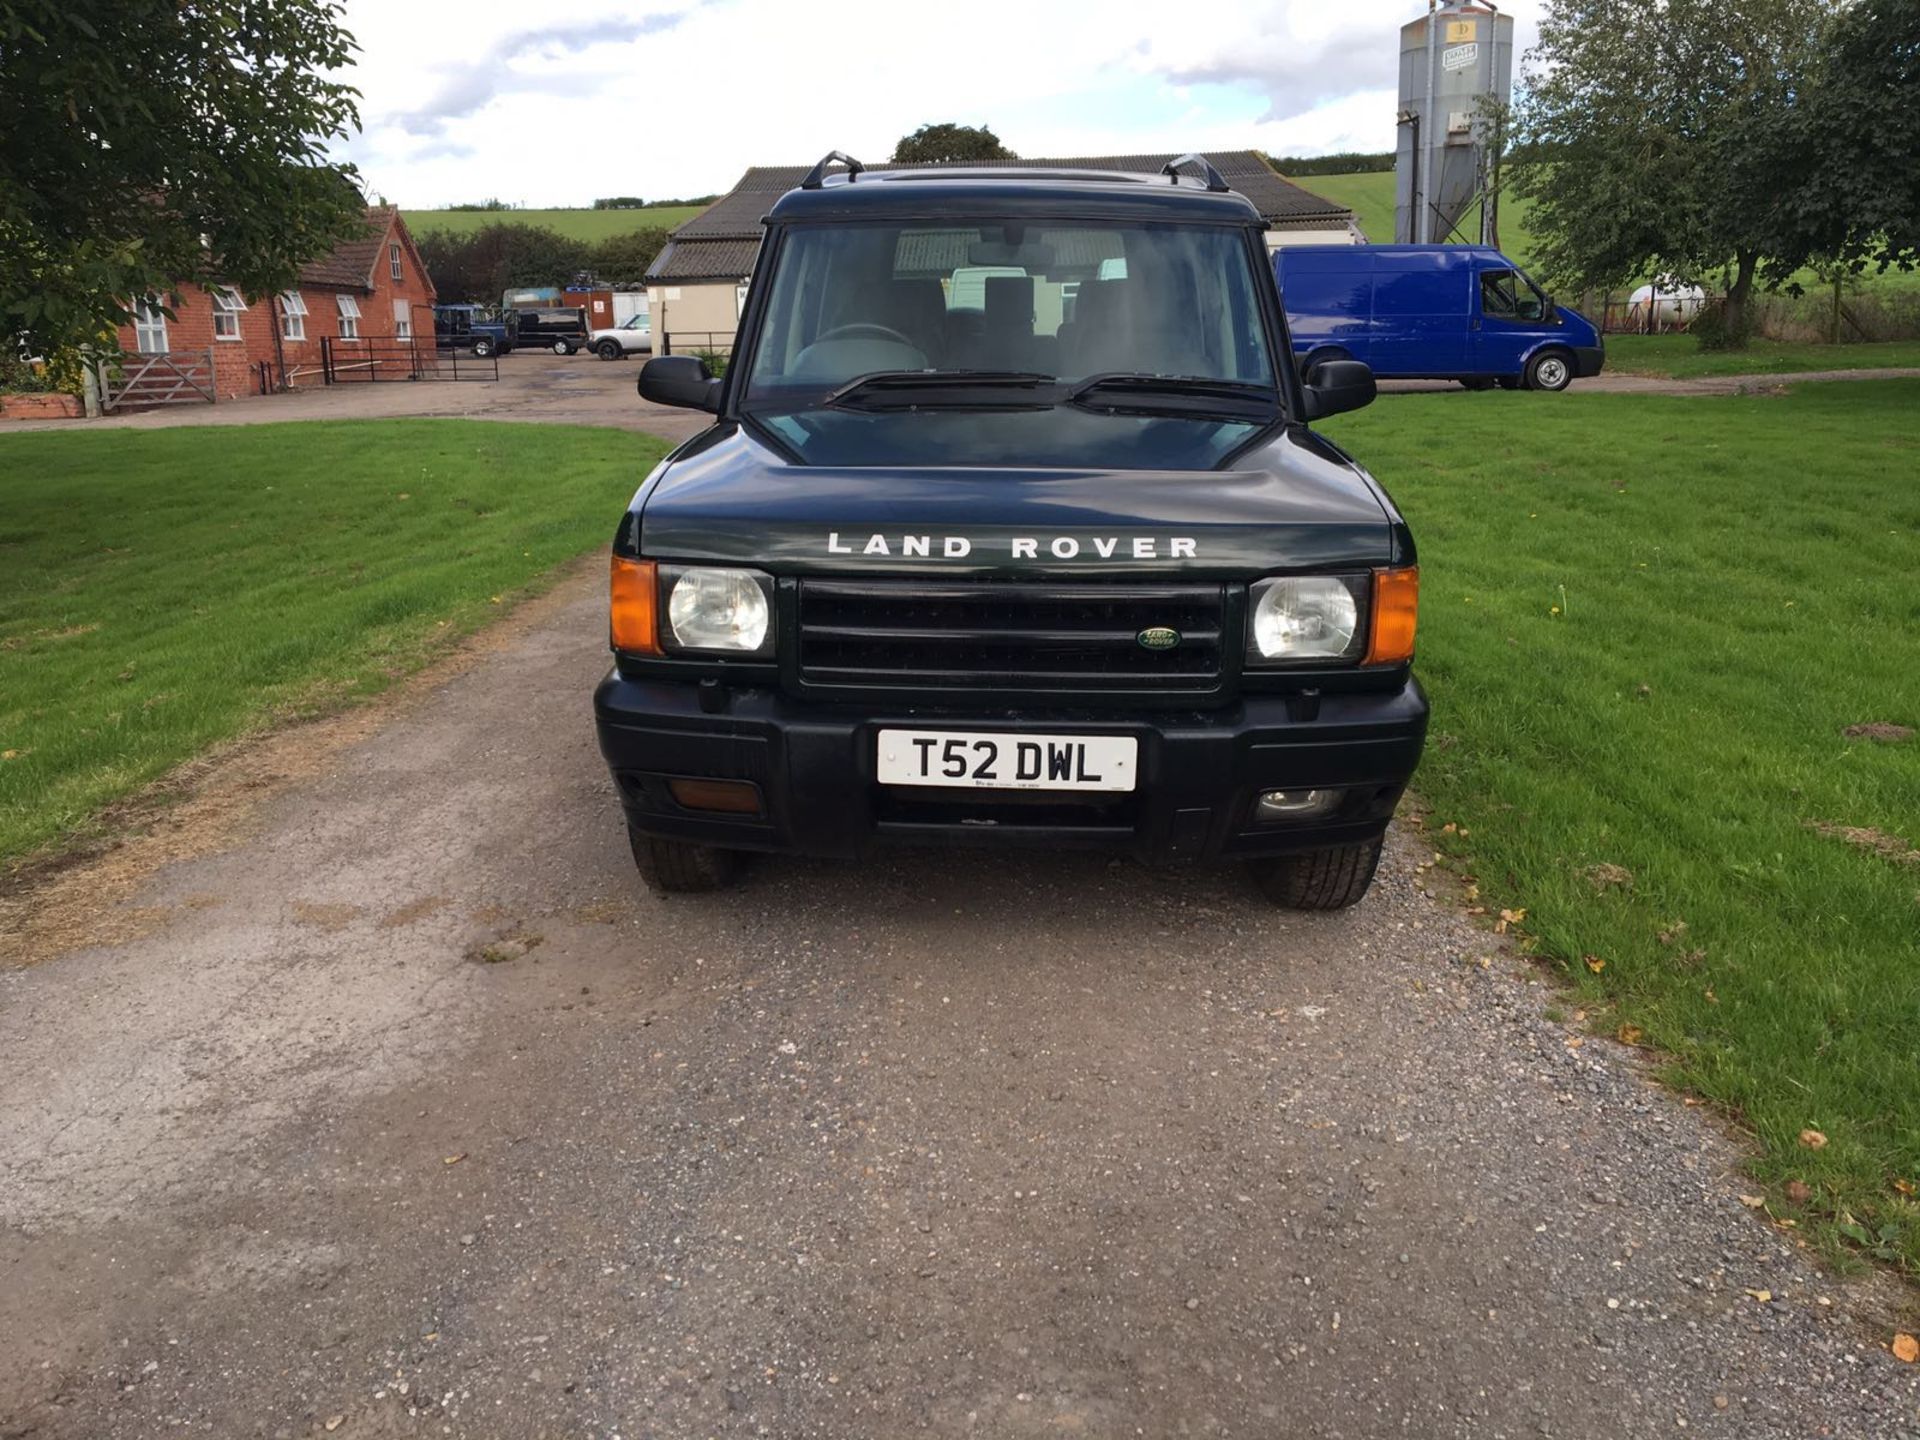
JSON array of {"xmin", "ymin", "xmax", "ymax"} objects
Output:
[{"xmin": 795, "ymin": 578, "xmax": 1227, "ymax": 692}]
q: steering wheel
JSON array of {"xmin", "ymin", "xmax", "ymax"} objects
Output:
[{"xmin": 812, "ymin": 322, "xmax": 916, "ymax": 348}]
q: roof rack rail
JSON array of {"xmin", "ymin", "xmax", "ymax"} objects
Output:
[
  {"xmin": 1161, "ymin": 153, "xmax": 1229, "ymax": 192},
  {"xmin": 801, "ymin": 151, "xmax": 865, "ymax": 189}
]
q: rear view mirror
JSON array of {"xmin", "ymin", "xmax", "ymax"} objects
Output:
[
  {"xmin": 1300, "ymin": 358, "xmax": 1375, "ymax": 421},
  {"xmin": 966, "ymin": 241, "xmax": 1056, "ymax": 269},
  {"xmin": 638, "ymin": 355, "xmax": 721, "ymax": 413}
]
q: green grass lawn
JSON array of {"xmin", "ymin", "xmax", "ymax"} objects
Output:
[
  {"xmin": 1321, "ymin": 380, "xmax": 1920, "ymax": 1272},
  {"xmin": 403, "ymin": 206, "xmax": 707, "ymax": 241},
  {"xmin": 1605, "ymin": 334, "xmax": 1920, "ymax": 379},
  {"xmin": 0, "ymin": 421, "xmax": 665, "ymax": 868}
]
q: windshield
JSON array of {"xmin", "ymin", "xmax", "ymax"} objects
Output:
[{"xmin": 738, "ymin": 220, "xmax": 1279, "ymax": 468}]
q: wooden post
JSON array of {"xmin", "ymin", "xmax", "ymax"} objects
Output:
[
  {"xmin": 1831, "ymin": 275, "xmax": 1842, "ymax": 346},
  {"xmin": 82, "ymin": 358, "xmax": 103, "ymax": 419}
]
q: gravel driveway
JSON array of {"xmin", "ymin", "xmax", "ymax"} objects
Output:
[
  {"xmin": 1, "ymin": 566, "xmax": 1914, "ymax": 1440},
  {"xmin": 6, "ymin": 355, "xmax": 1918, "ymax": 444}
]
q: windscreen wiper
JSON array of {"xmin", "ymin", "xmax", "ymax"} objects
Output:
[
  {"xmin": 1065, "ymin": 373, "xmax": 1280, "ymax": 419},
  {"xmin": 824, "ymin": 370, "xmax": 1057, "ymax": 410}
]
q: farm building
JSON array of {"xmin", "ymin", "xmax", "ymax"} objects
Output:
[
  {"xmin": 643, "ymin": 151, "xmax": 1357, "ymax": 357},
  {"xmin": 109, "ymin": 206, "xmax": 437, "ymax": 404}
]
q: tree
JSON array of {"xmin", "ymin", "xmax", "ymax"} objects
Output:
[
  {"xmin": 587, "ymin": 229, "xmax": 671, "ymax": 286},
  {"xmin": 415, "ymin": 224, "xmax": 592, "ymax": 304},
  {"xmin": 891, "ymin": 123, "xmax": 1016, "ymax": 164},
  {"xmin": 1768, "ymin": 0, "xmax": 1920, "ymax": 282},
  {"xmin": 1512, "ymin": 0, "xmax": 1834, "ymax": 344},
  {"xmin": 1267, "ymin": 151, "xmax": 1394, "ymax": 177},
  {"xmin": 0, "ymin": 1, "xmax": 367, "ymax": 357}
]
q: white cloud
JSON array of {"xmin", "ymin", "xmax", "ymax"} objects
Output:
[{"xmin": 334, "ymin": 0, "xmax": 1544, "ymax": 207}]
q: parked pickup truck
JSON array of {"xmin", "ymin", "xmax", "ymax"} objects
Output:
[
  {"xmin": 595, "ymin": 152, "xmax": 1426, "ymax": 909},
  {"xmin": 588, "ymin": 313, "xmax": 653, "ymax": 360},
  {"xmin": 512, "ymin": 306, "xmax": 589, "ymax": 355},
  {"xmin": 432, "ymin": 304, "xmax": 516, "ymax": 358}
]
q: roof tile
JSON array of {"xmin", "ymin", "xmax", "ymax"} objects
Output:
[{"xmin": 297, "ymin": 205, "xmax": 399, "ymax": 290}]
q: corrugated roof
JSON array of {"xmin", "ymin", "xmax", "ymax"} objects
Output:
[
  {"xmin": 647, "ymin": 236, "xmax": 764, "ymax": 282},
  {"xmin": 648, "ymin": 151, "xmax": 1350, "ymax": 284}
]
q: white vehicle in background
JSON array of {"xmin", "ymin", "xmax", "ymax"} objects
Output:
[{"xmin": 588, "ymin": 313, "xmax": 652, "ymax": 360}]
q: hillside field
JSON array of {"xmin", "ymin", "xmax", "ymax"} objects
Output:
[
  {"xmin": 403, "ymin": 206, "xmax": 707, "ymax": 240},
  {"xmin": 1284, "ymin": 170, "xmax": 1539, "ymax": 260},
  {"xmin": 1287, "ymin": 170, "xmax": 1919, "ymax": 302}
]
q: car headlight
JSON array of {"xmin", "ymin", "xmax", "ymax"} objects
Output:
[
  {"xmin": 1247, "ymin": 575, "xmax": 1364, "ymax": 664},
  {"xmin": 661, "ymin": 566, "xmax": 774, "ymax": 656}
]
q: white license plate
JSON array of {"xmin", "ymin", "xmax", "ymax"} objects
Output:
[{"xmin": 876, "ymin": 730, "xmax": 1137, "ymax": 792}]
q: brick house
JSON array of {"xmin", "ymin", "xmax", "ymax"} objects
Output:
[{"xmin": 113, "ymin": 206, "xmax": 437, "ymax": 398}]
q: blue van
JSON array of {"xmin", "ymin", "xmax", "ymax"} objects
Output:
[{"xmin": 1273, "ymin": 245, "xmax": 1604, "ymax": 391}]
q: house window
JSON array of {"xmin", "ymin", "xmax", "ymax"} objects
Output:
[
  {"xmin": 211, "ymin": 286, "xmax": 247, "ymax": 340},
  {"xmin": 392, "ymin": 298, "xmax": 412, "ymax": 339},
  {"xmin": 279, "ymin": 291, "xmax": 308, "ymax": 341},
  {"xmin": 390, "ymin": 243, "xmax": 403, "ymax": 281},
  {"xmin": 133, "ymin": 298, "xmax": 169, "ymax": 353},
  {"xmin": 336, "ymin": 293, "xmax": 361, "ymax": 338}
]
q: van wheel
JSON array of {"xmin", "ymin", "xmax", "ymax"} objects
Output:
[
  {"xmin": 1526, "ymin": 349, "xmax": 1574, "ymax": 392},
  {"xmin": 597, "ymin": 339, "xmax": 623, "ymax": 361},
  {"xmin": 1250, "ymin": 839, "xmax": 1383, "ymax": 910},
  {"xmin": 471, "ymin": 337, "xmax": 496, "ymax": 359},
  {"xmin": 1300, "ymin": 346, "xmax": 1351, "ymax": 377},
  {"xmin": 627, "ymin": 824, "xmax": 739, "ymax": 894},
  {"xmin": 553, "ymin": 339, "xmax": 576, "ymax": 356}
]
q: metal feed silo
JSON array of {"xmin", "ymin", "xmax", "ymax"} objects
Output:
[{"xmin": 1393, "ymin": 1, "xmax": 1514, "ymax": 244}]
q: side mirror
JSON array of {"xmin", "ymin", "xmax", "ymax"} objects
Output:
[
  {"xmin": 638, "ymin": 354, "xmax": 721, "ymax": 413},
  {"xmin": 1300, "ymin": 358, "xmax": 1375, "ymax": 421}
]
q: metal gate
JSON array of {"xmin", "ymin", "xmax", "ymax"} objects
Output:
[
  {"xmin": 320, "ymin": 337, "xmax": 498, "ymax": 383},
  {"xmin": 99, "ymin": 350, "xmax": 216, "ymax": 412}
]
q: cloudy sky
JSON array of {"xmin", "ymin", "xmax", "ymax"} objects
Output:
[{"xmin": 333, "ymin": 0, "xmax": 1544, "ymax": 208}]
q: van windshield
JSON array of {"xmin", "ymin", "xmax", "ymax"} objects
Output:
[{"xmin": 738, "ymin": 220, "xmax": 1280, "ymax": 467}]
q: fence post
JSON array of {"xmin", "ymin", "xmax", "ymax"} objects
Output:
[{"xmin": 206, "ymin": 348, "xmax": 217, "ymax": 403}]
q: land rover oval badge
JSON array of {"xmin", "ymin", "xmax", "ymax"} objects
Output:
[{"xmin": 1137, "ymin": 626, "xmax": 1182, "ymax": 651}]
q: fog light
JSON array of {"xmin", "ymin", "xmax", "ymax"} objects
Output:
[
  {"xmin": 667, "ymin": 778, "xmax": 763, "ymax": 815},
  {"xmin": 1256, "ymin": 788, "xmax": 1341, "ymax": 822}
]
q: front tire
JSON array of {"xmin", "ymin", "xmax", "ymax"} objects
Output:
[
  {"xmin": 627, "ymin": 824, "xmax": 739, "ymax": 894},
  {"xmin": 597, "ymin": 339, "xmax": 623, "ymax": 361},
  {"xmin": 1250, "ymin": 839, "xmax": 1383, "ymax": 910},
  {"xmin": 471, "ymin": 337, "xmax": 496, "ymax": 359},
  {"xmin": 553, "ymin": 339, "xmax": 576, "ymax": 356},
  {"xmin": 1300, "ymin": 346, "xmax": 1352, "ymax": 378},
  {"xmin": 1525, "ymin": 348, "xmax": 1574, "ymax": 392}
]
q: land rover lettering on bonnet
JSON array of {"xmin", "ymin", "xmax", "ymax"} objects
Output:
[{"xmin": 595, "ymin": 151, "xmax": 1426, "ymax": 908}]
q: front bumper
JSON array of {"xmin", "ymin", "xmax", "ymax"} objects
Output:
[
  {"xmin": 594, "ymin": 673, "xmax": 1428, "ymax": 864},
  {"xmin": 1573, "ymin": 343, "xmax": 1605, "ymax": 377}
]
